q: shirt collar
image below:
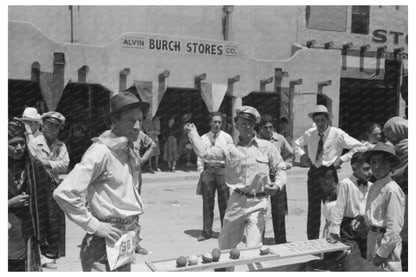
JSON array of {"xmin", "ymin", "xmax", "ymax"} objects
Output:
[
  {"xmin": 373, "ymin": 173, "xmax": 392, "ymax": 186},
  {"xmin": 237, "ymin": 135, "xmax": 259, "ymax": 147},
  {"xmin": 92, "ymin": 130, "xmax": 129, "ymax": 151},
  {"xmin": 315, "ymin": 126, "xmax": 331, "ymax": 137}
]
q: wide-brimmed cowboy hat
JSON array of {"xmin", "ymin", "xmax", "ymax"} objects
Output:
[
  {"xmin": 363, "ymin": 142, "xmax": 401, "ymax": 169},
  {"xmin": 308, "ymin": 105, "xmax": 333, "ymax": 119},
  {"xmin": 14, "ymin": 107, "xmax": 42, "ymax": 123},
  {"xmin": 109, "ymin": 92, "xmax": 150, "ymax": 116}
]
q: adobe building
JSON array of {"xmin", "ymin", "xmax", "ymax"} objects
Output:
[{"xmin": 8, "ymin": 6, "xmax": 408, "ymax": 164}]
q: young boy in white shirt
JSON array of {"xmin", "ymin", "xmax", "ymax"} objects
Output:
[
  {"xmin": 363, "ymin": 142, "xmax": 405, "ymax": 271},
  {"xmin": 327, "ymin": 152, "xmax": 372, "ymax": 258}
]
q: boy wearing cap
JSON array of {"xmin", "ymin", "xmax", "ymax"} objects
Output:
[
  {"xmin": 363, "ymin": 142, "xmax": 405, "ymax": 271},
  {"xmin": 53, "ymin": 92, "xmax": 149, "ymax": 271},
  {"xmin": 26, "ymin": 111, "xmax": 69, "ymax": 269},
  {"xmin": 27, "ymin": 111, "xmax": 69, "ymax": 183},
  {"xmin": 257, "ymin": 114, "xmax": 294, "ymax": 244},
  {"xmin": 327, "ymin": 152, "xmax": 372, "ymax": 258},
  {"xmin": 185, "ymin": 106, "xmax": 286, "ymax": 254},
  {"xmin": 294, "ymin": 105, "xmax": 366, "ymax": 240}
]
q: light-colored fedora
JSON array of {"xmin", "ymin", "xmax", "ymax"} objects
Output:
[
  {"xmin": 308, "ymin": 105, "xmax": 333, "ymax": 119},
  {"xmin": 363, "ymin": 142, "xmax": 401, "ymax": 169},
  {"xmin": 14, "ymin": 107, "xmax": 42, "ymax": 123}
]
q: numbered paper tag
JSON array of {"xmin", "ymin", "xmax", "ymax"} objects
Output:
[{"xmin": 105, "ymin": 230, "xmax": 137, "ymax": 271}]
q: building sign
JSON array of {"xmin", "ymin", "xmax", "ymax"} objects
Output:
[
  {"xmin": 121, "ymin": 35, "xmax": 238, "ymax": 57},
  {"xmin": 372, "ymin": 29, "xmax": 408, "ymax": 45}
]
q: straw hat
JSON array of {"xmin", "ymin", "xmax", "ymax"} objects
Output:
[
  {"xmin": 308, "ymin": 105, "xmax": 333, "ymax": 119},
  {"xmin": 14, "ymin": 107, "xmax": 42, "ymax": 123}
]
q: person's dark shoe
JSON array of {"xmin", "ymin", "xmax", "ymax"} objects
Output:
[
  {"xmin": 135, "ymin": 245, "xmax": 150, "ymax": 255},
  {"xmin": 42, "ymin": 261, "xmax": 57, "ymax": 269},
  {"xmin": 197, "ymin": 235, "xmax": 211, "ymax": 241}
]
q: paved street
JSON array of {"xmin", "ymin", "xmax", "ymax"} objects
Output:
[{"xmin": 48, "ymin": 165, "xmax": 353, "ymax": 272}]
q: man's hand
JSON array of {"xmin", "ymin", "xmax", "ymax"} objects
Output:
[
  {"xmin": 326, "ymin": 232, "xmax": 341, "ymax": 244},
  {"xmin": 372, "ymin": 254, "xmax": 387, "ymax": 267},
  {"xmin": 264, "ymin": 183, "xmax": 280, "ymax": 196},
  {"xmin": 8, "ymin": 193, "xmax": 30, "ymax": 208},
  {"xmin": 333, "ymin": 159, "xmax": 343, "ymax": 169},
  {"xmin": 38, "ymin": 158, "xmax": 51, "ymax": 168},
  {"xmin": 94, "ymin": 222, "xmax": 123, "ymax": 244},
  {"xmin": 183, "ymin": 123, "xmax": 196, "ymax": 134}
]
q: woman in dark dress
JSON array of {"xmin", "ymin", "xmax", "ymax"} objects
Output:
[{"xmin": 8, "ymin": 121, "xmax": 42, "ymax": 271}]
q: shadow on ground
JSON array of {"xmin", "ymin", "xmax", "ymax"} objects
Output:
[{"xmin": 184, "ymin": 229, "xmax": 220, "ymax": 239}]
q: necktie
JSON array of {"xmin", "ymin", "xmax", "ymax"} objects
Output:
[
  {"xmin": 315, "ymin": 132, "xmax": 324, "ymax": 163},
  {"xmin": 211, "ymin": 132, "xmax": 218, "ymax": 146},
  {"xmin": 357, "ymin": 179, "xmax": 368, "ymax": 186}
]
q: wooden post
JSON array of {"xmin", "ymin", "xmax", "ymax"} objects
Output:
[
  {"xmin": 289, "ymin": 79, "xmax": 302, "ymax": 143},
  {"xmin": 31, "ymin": 62, "xmax": 40, "ymax": 82},
  {"xmin": 228, "ymin": 75, "xmax": 240, "ymax": 141},
  {"xmin": 194, "ymin": 73, "xmax": 207, "ymax": 90},
  {"xmin": 260, "ymin": 77, "xmax": 273, "ymax": 92},
  {"xmin": 119, "ymin": 68, "xmax": 130, "ymax": 93},
  {"xmin": 158, "ymin": 70, "xmax": 170, "ymax": 103},
  {"xmin": 52, "ymin": 52, "xmax": 66, "ymax": 110},
  {"xmin": 223, "ymin": 6, "xmax": 234, "ymax": 41},
  {"xmin": 78, "ymin": 65, "xmax": 89, "ymax": 83}
]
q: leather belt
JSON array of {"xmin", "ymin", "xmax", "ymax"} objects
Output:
[
  {"xmin": 234, "ymin": 188, "xmax": 266, "ymax": 199},
  {"xmin": 370, "ymin": 225, "xmax": 386, "ymax": 233},
  {"xmin": 204, "ymin": 163, "xmax": 225, "ymax": 168}
]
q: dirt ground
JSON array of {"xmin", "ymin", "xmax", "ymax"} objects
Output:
[{"xmin": 47, "ymin": 165, "xmax": 353, "ymax": 272}]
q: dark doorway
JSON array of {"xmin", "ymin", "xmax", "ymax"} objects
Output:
[
  {"xmin": 56, "ymin": 83, "xmax": 111, "ymax": 169},
  {"xmin": 8, "ymin": 79, "xmax": 47, "ymax": 120},
  {"xmin": 339, "ymin": 60, "xmax": 401, "ymax": 139},
  {"xmin": 155, "ymin": 87, "xmax": 211, "ymax": 168},
  {"xmin": 242, "ymin": 91, "xmax": 281, "ymax": 129}
]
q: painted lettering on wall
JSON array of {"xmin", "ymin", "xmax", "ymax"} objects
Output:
[
  {"xmin": 121, "ymin": 36, "xmax": 238, "ymax": 57},
  {"xmin": 122, "ymin": 37, "xmax": 145, "ymax": 48},
  {"xmin": 372, "ymin": 29, "xmax": 408, "ymax": 45}
]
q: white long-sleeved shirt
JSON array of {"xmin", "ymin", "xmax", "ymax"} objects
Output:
[
  {"xmin": 329, "ymin": 175, "xmax": 371, "ymax": 235},
  {"xmin": 365, "ymin": 174, "xmax": 405, "ymax": 258},
  {"xmin": 27, "ymin": 134, "xmax": 69, "ymax": 181},
  {"xmin": 53, "ymin": 131, "xmax": 143, "ymax": 234},
  {"xmin": 189, "ymin": 129, "xmax": 287, "ymax": 193},
  {"xmin": 294, "ymin": 126, "xmax": 366, "ymax": 167},
  {"xmin": 196, "ymin": 130, "xmax": 234, "ymax": 173}
]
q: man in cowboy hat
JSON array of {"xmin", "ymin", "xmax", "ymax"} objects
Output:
[
  {"xmin": 25, "ymin": 111, "xmax": 69, "ymax": 269},
  {"xmin": 363, "ymin": 142, "xmax": 405, "ymax": 271},
  {"xmin": 294, "ymin": 105, "xmax": 366, "ymax": 240},
  {"xmin": 53, "ymin": 92, "xmax": 150, "ymax": 271},
  {"xmin": 185, "ymin": 106, "xmax": 287, "ymax": 270},
  {"xmin": 15, "ymin": 107, "xmax": 42, "ymax": 137}
]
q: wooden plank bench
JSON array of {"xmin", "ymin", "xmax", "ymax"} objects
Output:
[{"xmin": 144, "ymin": 239, "xmax": 350, "ymax": 272}]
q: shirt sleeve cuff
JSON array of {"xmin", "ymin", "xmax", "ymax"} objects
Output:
[
  {"xmin": 328, "ymin": 225, "xmax": 340, "ymax": 236},
  {"xmin": 86, "ymin": 217, "xmax": 101, "ymax": 234},
  {"xmin": 376, "ymin": 245, "xmax": 394, "ymax": 258}
]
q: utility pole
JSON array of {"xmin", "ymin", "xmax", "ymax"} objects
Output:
[{"xmin": 69, "ymin": 5, "xmax": 74, "ymax": 43}]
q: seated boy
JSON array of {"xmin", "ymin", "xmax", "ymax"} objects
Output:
[
  {"xmin": 327, "ymin": 152, "xmax": 372, "ymax": 258},
  {"xmin": 363, "ymin": 142, "xmax": 405, "ymax": 271}
]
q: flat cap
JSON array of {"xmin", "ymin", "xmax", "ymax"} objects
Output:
[{"xmin": 41, "ymin": 111, "xmax": 66, "ymax": 125}]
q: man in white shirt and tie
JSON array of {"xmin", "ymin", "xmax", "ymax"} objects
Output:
[
  {"xmin": 294, "ymin": 105, "xmax": 366, "ymax": 240},
  {"xmin": 196, "ymin": 112, "xmax": 234, "ymax": 241}
]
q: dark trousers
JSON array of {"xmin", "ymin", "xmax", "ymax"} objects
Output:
[
  {"xmin": 200, "ymin": 166, "xmax": 230, "ymax": 237},
  {"xmin": 307, "ymin": 165, "xmax": 338, "ymax": 240},
  {"xmin": 340, "ymin": 217, "xmax": 367, "ymax": 259},
  {"xmin": 270, "ymin": 185, "xmax": 288, "ymax": 244},
  {"xmin": 80, "ymin": 233, "xmax": 131, "ymax": 272}
]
